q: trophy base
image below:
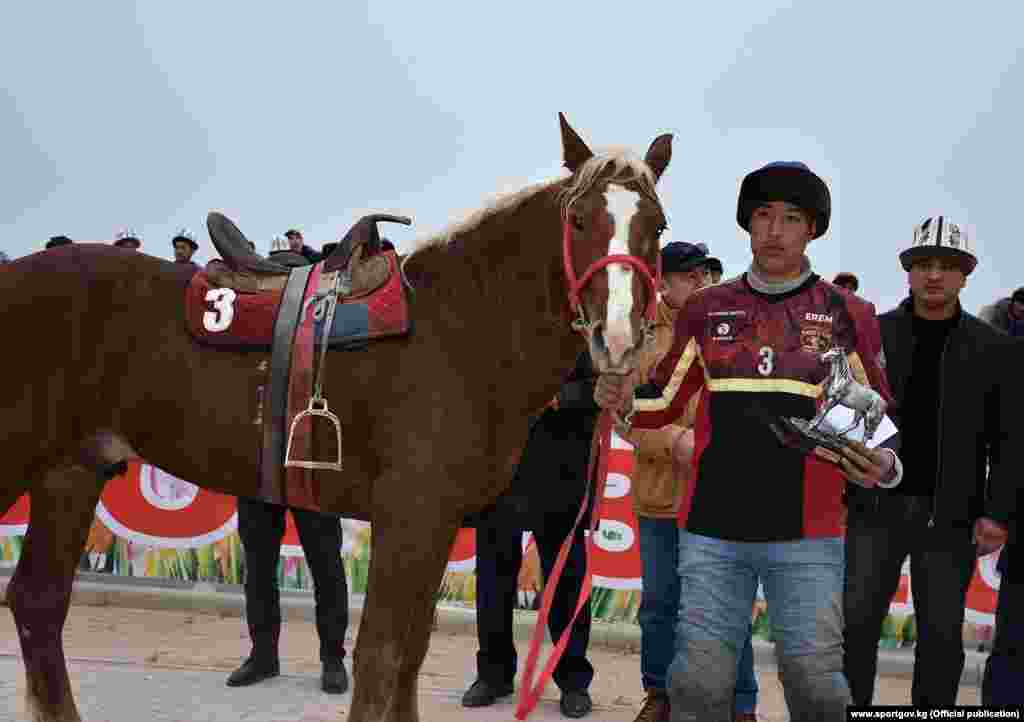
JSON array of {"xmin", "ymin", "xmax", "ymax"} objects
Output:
[{"xmin": 768, "ymin": 416, "xmax": 850, "ymax": 460}]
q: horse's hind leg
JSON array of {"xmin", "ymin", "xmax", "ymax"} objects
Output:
[
  {"xmin": 7, "ymin": 465, "xmax": 104, "ymax": 722},
  {"xmin": 349, "ymin": 503, "xmax": 459, "ymax": 722}
]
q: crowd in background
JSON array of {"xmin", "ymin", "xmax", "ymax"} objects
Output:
[{"xmin": 4, "ymin": 231, "xmax": 1022, "ymax": 340}]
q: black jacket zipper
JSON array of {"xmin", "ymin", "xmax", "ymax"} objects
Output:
[{"xmin": 929, "ymin": 333, "xmax": 952, "ymax": 528}]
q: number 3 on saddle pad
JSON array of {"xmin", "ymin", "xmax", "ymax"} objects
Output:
[{"xmin": 203, "ymin": 288, "xmax": 237, "ymax": 333}]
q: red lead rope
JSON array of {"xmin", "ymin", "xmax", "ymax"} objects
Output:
[{"xmin": 514, "ymin": 409, "xmax": 612, "ymax": 720}]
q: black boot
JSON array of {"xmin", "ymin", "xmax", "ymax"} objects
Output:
[
  {"xmin": 227, "ymin": 624, "xmax": 280, "ymax": 687},
  {"xmin": 560, "ymin": 689, "xmax": 593, "ymax": 718},
  {"xmin": 461, "ymin": 678, "xmax": 514, "ymax": 707},
  {"xmin": 226, "ymin": 654, "xmax": 280, "ymax": 687},
  {"xmin": 321, "ymin": 657, "xmax": 348, "ymax": 694}
]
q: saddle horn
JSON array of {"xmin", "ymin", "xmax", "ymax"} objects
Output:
[
  {"xmin": 324, "ymin": 214, "xmax": 412, "ymax": 272},
  {"xmin": 207, "ymin": 212, "xmax": 293, "ymax": 276}
]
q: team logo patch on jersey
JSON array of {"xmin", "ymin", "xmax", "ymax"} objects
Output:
[
  {"xmin": 800, "ymin": 322, "xmax": 833, "ymax": 354},
  {"xmin": 709, "ymin": 312, "xmax": 743, "ymax": 341}
]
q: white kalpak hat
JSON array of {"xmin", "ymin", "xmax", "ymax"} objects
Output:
[{"xmin": 899, "ymin": 216, "xmax": 977, "ymax": 275}]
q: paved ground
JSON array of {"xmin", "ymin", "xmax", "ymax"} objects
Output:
[{"xmin": 0, "ymin": 606, "xmax": 981, "ymax": 722}]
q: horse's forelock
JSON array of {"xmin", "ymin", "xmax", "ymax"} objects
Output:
[{"xmin": 557, "ymin": 151, "xmax": 659, "ymax": 217}]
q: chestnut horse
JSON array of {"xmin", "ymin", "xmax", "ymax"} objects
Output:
[{"xmin": 0, "ymin": 114, "xmax": 672, "ymax": 722}]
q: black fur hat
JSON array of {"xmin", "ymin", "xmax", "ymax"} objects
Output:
[{"xmin": 737, "ymin": 162, "xmax": 830, "ymax": 239}]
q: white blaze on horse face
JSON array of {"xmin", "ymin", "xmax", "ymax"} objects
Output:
[{"xmin": 602, "ymin": 185, "xmax": 639, "ymax": 367}]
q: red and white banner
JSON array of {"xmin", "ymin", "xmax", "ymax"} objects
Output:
[
  {"xmin": 0, "ymin": 434, "xmax": 1003, "ymax": 623},
  {"xmin": 94, "ymin": 461, "xmax": 237, "ymax": 548}
]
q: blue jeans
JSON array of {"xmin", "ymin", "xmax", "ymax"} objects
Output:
[
  {"xmin": 637, "ymin": 518, "xmax": 758, "ymax": 713},
  {"xmin": 669, "ymin": 530, "xmax": 849, "ymax": 722}
]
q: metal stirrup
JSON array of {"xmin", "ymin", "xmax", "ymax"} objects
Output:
[{"xmin": 285, "ymin": 271, "xmax": 343, "ymax": 471}]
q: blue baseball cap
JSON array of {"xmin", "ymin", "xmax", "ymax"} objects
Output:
[{"xmin": 661, "ymin": 242, "xmax": 711, "ymax": 274}]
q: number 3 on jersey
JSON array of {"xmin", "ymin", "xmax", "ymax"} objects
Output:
[
  {"xmin": 203, "ymin": 288, "xmax": 237, "ymax": 333},
  {"xmin": 757, "ymin": 346, "xmax": 774, "ymax": 376}
]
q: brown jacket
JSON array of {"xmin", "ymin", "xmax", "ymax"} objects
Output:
[{"xmin": 622, "ymin": 300, "xmax": 698, "ymax": 519}]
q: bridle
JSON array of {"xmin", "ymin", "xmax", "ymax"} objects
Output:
[{"xmin": 561, "ymin": 202, "xmax": 663, "ymax": 344}]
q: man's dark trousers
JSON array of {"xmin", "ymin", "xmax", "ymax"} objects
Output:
[
  {"xmin": 844, "ymin": 492, "xmax": 976, "ymax": 707},
  {"xmin": 474, "ymin": 513, "xmax": 594, "ymax": 693},
  {"xmin": 237, "ymin": 497, "xmax": 349, "ymax": 661},
  {"xmin": 983, "ymin": 546, "xmax": 1024, "ymax": 705}
]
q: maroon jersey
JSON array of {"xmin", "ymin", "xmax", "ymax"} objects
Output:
[{"xmin": 633, "ymin": 274, "xmax": 893, "ymax": 542}]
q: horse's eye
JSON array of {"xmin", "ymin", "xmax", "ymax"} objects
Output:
[{"xmin": 573, "ymin": 217, "xmax": 585, "ymax": 232}]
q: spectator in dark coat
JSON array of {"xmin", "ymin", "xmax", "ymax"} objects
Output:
[
  {"xmin": 844, "ymin": 216, "xmax": 1015, "ymax": 708},
  {"xmin": 979, "ymin": 287, "xmax": 1024, "ymax": 337},
  {"xmin": 462, "ymin": 350, "xmax": 598, "ymax": 719},
  {"xmin": 226, "ymin": 231, "xmax": 349, "ymax": 694},
  {"xmin": 285, "ymin": 228, "xmax": 322, "ymax": 264},
  {"xmin": 113, "ymin": 228, "xmax": 141, "ymax": 250},
  {"xmin": 704, "ymin": 256, "xmax": 724, "ymax": 284},
  {"xmin": 172, "ymin": 229, "xmax": 201, "ymax": 271},
  {"xmin": 833, "ymin": 272, "xmax": 859, "ymax": 293},
  {"xmin": 982, "ymin": 339, "xmax": 1023, "ymax": 705},
  {"xmin": 983, "ymin": 540, "xmax": 1023, "ymax": 704},
  {"xmin": 46, "ymin": 235, "xmax": 73, "ymax": 250}
]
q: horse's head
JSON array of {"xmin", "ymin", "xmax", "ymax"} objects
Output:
[{"xmin": 557, "ymin": 113, "xmax": 671, "ymax": 375}]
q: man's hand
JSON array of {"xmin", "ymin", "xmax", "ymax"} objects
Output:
[
  {"xmin": 814, "ymin": 441, "xmax": 894, "ymax": 489},
  {"xmin": 594, "ymin": 372, "xmax": 637, "ymax": 414},
  {"xmin": 671, "ymin": 427, "xmax": 696, "ymax": 469},
  {"xmin": 974, "ymin": 517, "xmax": 1008, "ymax": 557}
]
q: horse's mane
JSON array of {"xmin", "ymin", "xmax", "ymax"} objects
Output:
[
  {"xmin": 409, "ymin": 148, "xmax": 656, "ymax": 254},
  {"xmin": 412, "ymin": 179, "xmax": 561, "ymax": 253}
]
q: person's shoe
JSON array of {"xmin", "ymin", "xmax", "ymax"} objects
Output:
[
  {"xmin": 560, "ymin": 689, "xmax": 593, "ymax": 718},
  {"xmin": 633, "ymin": 690, "xmax": 670, "ymax": 722},
  {"xmin": 321, "ymin": 657, "xmax": 348, "ymax": 694},
  {"xmin": 225, "ymin": 655, "xmax": 280, "ymax": 687},
  {"xmin": 461, "ymin": 678, "xmax": 514, "ymax": 707},
  {"xmin": 734, "ymin": 712, "xmax": 759, "ymax": 722}
]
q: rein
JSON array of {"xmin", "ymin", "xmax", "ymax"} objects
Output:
[
  {"xmin": 515, "ymin": 409, "xmax": 612, "ymax": 720},
  {"xmin": 515, "ymin": 218, "xmax": 658, "ymax": 719}
]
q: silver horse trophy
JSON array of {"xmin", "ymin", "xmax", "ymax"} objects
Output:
[{"xmin": 769, "ymin": 347, "xmax": 887, "ymax": 460}]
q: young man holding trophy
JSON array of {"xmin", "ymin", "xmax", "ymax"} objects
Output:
[
  {"xmin": 843, "ymin": 218, "xmax": 1016, "ymax": 708},
  {"xmin": 594, "ymin": 162, "xmax": 900, "ymax": 721}
]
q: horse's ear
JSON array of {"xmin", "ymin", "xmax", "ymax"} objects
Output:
[
  {"xmin": 644, "ymin": 133, "xmax": 673, "ymax": 181},
  {"xmin": 559, "ymin": 113, "xmax": 593, "ymax": 173}
]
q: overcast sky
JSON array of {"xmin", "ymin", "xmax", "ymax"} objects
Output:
[{"xmin": 3, "ymin": 2, "xmax": 1021, "ymax": 313}]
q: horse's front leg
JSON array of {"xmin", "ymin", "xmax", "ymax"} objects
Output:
[{"xmin": 349, "ymin": 477, "xmax": 459, "ymax": 722}]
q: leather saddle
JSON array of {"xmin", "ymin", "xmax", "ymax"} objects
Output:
[{"xmin": 204, "ymin": 212, "xmax": 411, "ymax": 298}]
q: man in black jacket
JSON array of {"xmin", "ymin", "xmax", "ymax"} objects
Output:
[
  {"xmin": 227, "ymin": 243, "xmax": 350, "ymax": 695},
  {"xmin": 285, "ymin": 228, "xmax": 323, "ymax": 264},
  {"xmin": 462, "ymin": 350, "xmax": 598, "ymax": 719},
  {"xmin": 843, "ymin": 216, "xmax": 1016, "ymax": 707}
]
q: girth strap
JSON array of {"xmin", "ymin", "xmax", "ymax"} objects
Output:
[{"xmin": 259, "ymin": 264, "xmax": 315, "ymax": 504}]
